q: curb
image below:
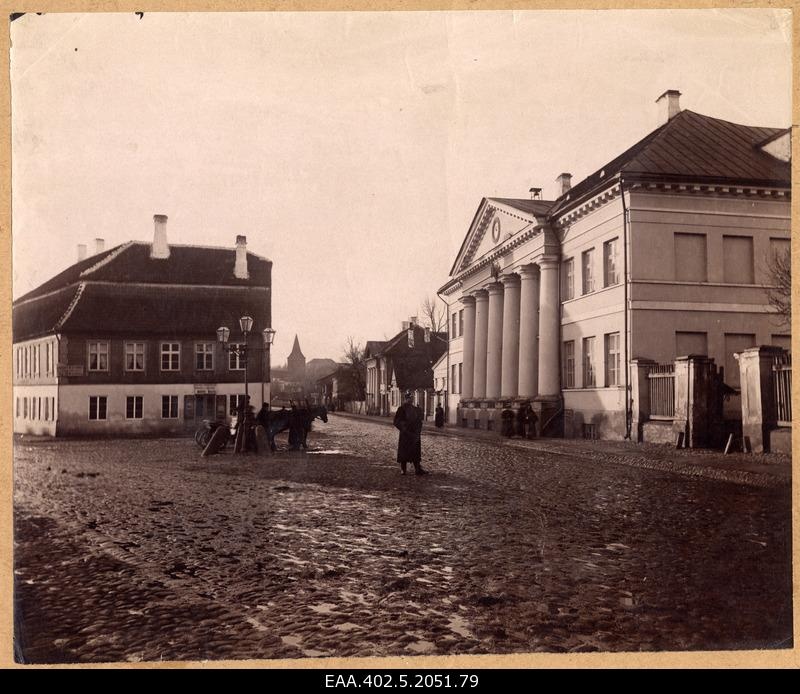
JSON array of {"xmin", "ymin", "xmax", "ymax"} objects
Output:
[{"xmin": 329, "ymin": 412, "xmax": 790, "ymax": 488}]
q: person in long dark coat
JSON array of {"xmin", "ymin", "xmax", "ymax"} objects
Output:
[
  {"xmin": 393, "ymin": 392, "xmax": 427, "ymax": 475},
  {"xmin": 434, "ymin": 405, "xmax": 445, "ymax": 429}
]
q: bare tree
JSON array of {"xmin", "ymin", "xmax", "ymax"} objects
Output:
[
  {"xmin": 342, "ymin": 336, "xmax": 367, "ymax": 404},
  {"xmin": 420, "ymin": 295, "xmax": 447, "ymax": 334},
  {"xmin": 766, "ymin": 247, "xmax": 791, "ymax": 329}
]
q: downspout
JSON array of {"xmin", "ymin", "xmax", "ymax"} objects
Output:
[
  {"xmin": 436, "ymin": 291, "xmax": 451, "ymax": 420},
  {"xmin": 619, "ymin": 176, "xmax": 632, "ymax": 439}
]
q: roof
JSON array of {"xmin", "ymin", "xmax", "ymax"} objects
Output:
[
  {"xmin": 486, "ymin": 198, "xmax": 556, "ymax": 216},
  {"xmin": 13, "ymin": 283, "xmax": 270, "ymax": 342},
  {"xmin": 288, "ymin": 335, "xmax": 305, "ymax": 359},
  {"xmin": 364, "ymin": 341, "xmax": 388, "ymax": 359},
  {"xmin": 391, "ymin": 356, "xmax": 435, "ymax": 390},
  {"xmin": 552, "ymin": 109, "xmax": 790, "ymax": 214},
  {"xmin": 13, "ymin": 239, "xmax": 272, "ymax": 342},
  {"xmin": 16, "ymin": 241, "xmax": 271, "ymax": 304}
]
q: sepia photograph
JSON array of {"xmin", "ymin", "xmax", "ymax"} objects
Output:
[{"xmin": 7, "ymin": 6, "xmax": 795, "ymax": 667}]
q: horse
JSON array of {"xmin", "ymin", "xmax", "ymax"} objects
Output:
[{"xmin": 266, "ymin": 406, "xmax": 328, "ymax": 450}]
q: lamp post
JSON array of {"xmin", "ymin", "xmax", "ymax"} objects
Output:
[{"xmin": 217, "ymin": 316, "xmax": 276, "ymax": 453}]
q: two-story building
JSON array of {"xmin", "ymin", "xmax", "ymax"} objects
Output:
[
  {"xmin": 13, "ymin": 215, "xmax": 273, "ymax": 436},
  {"xmin": 438, "ymin": 90, "xmax": 791, "ymax": 438},
  {"xmin": 364, "ymin": 320, "xmax": 447, "ymax": 418}
]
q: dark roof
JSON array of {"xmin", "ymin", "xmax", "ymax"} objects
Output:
[
  {"xmin": 553, "ymin": 109, "xmax": 790, "ymax": 214},
  {"xmin": 364, "ymin": 340, "xmax": 388, "ymax": 358},
  {"xmin": 288, "ymin": 335, "xmax": 305, "ymax": 359},
  {"xmin": 392, "ymin": 356, "xmax": 435, "ymax": 390},
  {"xmin": 13, "ymin": 283, "xmax": 270, "ymax": 342},
  {"xmin": 487, "ymin": 198, "xmax": 556, "ymax": 216},
  {"xmin": 16, "ymin": 241, "xmax": 271, "ymax": 303}
]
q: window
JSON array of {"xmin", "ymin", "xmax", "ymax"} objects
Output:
[
  {"xmin": 562, "ymin": 258, "xmax": 574, "ymax": 300},
  {"xmin": 89, "ymin": 396, "xmax": 107, "ymax": 420},
  {"xmin": 161, "ymin": 342, "xmax": 181, "ymax": 371},
  {"xmin": 33, "ymin": 346, "xmax": 39, "ymax": 377},
  {"xmin": 23, "ymin": 398, "xmax": 28, "ymax": 419},
  {"xmin": 563, "ymin": 341, "xmax": 575, "ymax": 388},
  {"xmin": 458, "ymin": 363, "xmax": 463, "ymax": 394},
  {"xmin": 451, "ymin": 364, "xmax": 458, "ymax": 394},
  {"xmin": 45, "ymin": 343, "xmax": 52, "ymax": 376},
  {"xmin": 723, "ymin": 235, "xmax": 754, "ymax": 284},
  {"xmin": 459, "ymin": 310, "xmax": 464, "ymax": 337},
  {"xmin": 604, "ymin": 333, "xmax": 620, "ymax": 387},
  {"xmin": 24, "ymin": 347, "xmax": 28, "ymax": 377},
  {"xmin": 44, "ymin": 397, "xmax": 49, "ymax": 421},
  {"xmin": 125, "ymin": 342, "xmax": 145, "ymax": 371},
  {"xmin": 195, "ymin": 342, "xmax": 214, "ymax": 370},
  {"xmin": 603, "ymin": 238, "xmax": 619, "ymax": 287},
  {"xmin": 452, "ymin": 313, "xmax": 457, "ymax": 339},
  {"xmin": 582, "ymin": 337, "xmax": 596, "ymax": 387},
  {"xmin": 676, "ymin": 331, "xmax": 708, "ymax": 357},
  {"xmin": 581, "ymin": 249, "xmax": 595, "ymax": 294},
  {"xmin": 229, "ymin": 344, "xmax": 245, "ymax": 370},
  {"xmin": 126, "ymin": 396, "xmax": 143, "ymax": 419},
  {"xmin": 674, "ymin": 233, "xmax": 707, "ymax": 282},
  {"xmin": 88, "ymin": 342, "xmax": 109, "ymax": 371},
  {"xmin": 16, "ymin": 398, "xmax": 20, "ymax": 418},
  {"xmin": 162, "ymin": 395, "xmax": 179, "ymax": 419}
]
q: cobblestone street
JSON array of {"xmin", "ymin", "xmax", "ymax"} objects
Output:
[{"xmin": 13, "ymin": 415, "xmax": 793, "ymax": 663}]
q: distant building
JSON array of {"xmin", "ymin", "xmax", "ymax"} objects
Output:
[
  {"xmin": 364, "ymin": 319, "xmax": 448, "ymax": 417},
  {"xmin": 13, "ymin": 215, "xmax": 272, "ymax": 436},
  {"xmin": 439, "ymin": 90, "xmax": 791, "ymax": 438},
  {"xmin": 287, "ymin": 335, "xmax": 306, "ymax": 383}
]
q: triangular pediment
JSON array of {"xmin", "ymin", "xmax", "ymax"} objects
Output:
[{"xmin": 450, "ymin": 198, "xmax": 546, "ymax": 276}]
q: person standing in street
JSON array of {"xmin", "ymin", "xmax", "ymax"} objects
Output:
[
  {"xmin": 394, "ymin": 392, "xmax": 427, "ymax": 475},
  {"xmin": 434, "ymin": 404, "xmax": 445, "ymax": 429}
]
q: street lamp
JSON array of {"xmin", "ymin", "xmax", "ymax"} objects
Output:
[{"xmin": 217, "ymin": 317, "xmax": 276, "ymax": 453}]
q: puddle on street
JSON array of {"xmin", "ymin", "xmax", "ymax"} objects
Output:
[
  {"xmin": 406, "ymin": 640, "xmax": 435, "ymax": 653},
  {"xmin": 447, "ymin": 614, "xmax": 474, "ymax": 639},
  {"xmin": 310, "ymin": 603, "xmax": 338, "ymax": 615}
]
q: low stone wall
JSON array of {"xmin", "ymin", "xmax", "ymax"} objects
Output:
[{"xmin": 642, "ymin": 420, "xmax": 675, "ymax": 445}]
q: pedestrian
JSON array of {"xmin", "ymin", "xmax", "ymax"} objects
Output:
[
  {"xmin": 256, "ymin": 401, "xmax": 270, "ymax": 429},
  {"xmin": 526, "ymin": 403, "xmax": 539, "ymax": 439},
  {"xmin": 288, "ymin": 403, "xmax": 304, "ymax": 450},
  {"xmin": 434, "ymin": 404, "xmax": 444, "ymax": 429},
  {"xmin": 393, "ymin": 391, "xmax": 427, "ymax": 475},
  {"xmin": 501, "ymin": 408, "xmax": 516, "ymax": 437},
  {"xmin": 516, "ymin": 403, "xmax": 528, "ymax": 438}
]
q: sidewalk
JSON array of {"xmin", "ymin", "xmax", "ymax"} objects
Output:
[{"xmin": 331, "ymin": 411, "xmax": 792, "ymax": 488}]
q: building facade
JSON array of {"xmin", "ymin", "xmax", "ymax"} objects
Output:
[
  {"xmin": 13, "ymin": 215, "xmax": 273, "ymax": 436},
  {"xmin": 439, "ymin": 91, "xmax": 791, "ymax": 439}
]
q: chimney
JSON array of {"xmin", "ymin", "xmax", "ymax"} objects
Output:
[
  {"xmin": 556, "ymin": 173, "xmax": 572, "ymax": 197},
  {"xmin": 656, "ymin": 89, "xmax": 682, "ymax": 123},
  {"xmin": 94, "ymin": 238, "xmax": 105, "ymax": 255},
  {"xmin": 151, "ymin": 214, "xmax": 170, "ymax": 259},
  {"xmin": 234, "ymin": 235, "xmax": 249, "ymax": 279},
  {"xmin": 409, "ymin": 316, "xmax": 418, "ymax": 326},
  {"xmin": 402, "ymin": 321, "xmax": 410, "ymax": 331},
  {"xmin": 77, "ymin": 244, "xmax": 87, "ymax": 262}
]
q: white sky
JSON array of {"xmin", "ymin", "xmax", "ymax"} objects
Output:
[{"xmin": 11, "ymin": 9, "xmax": 792, "ymax": 364}]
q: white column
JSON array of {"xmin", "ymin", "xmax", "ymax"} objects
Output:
[
  {"xmin": 500, "ymin": 274, "xmax": 521, "ymax": 398},
  {"xmin": 537, "ymin": 257, "xmax": 561, "ymax": 398},
  {"xmin": 517, "ymin": 264, "xmax": 540, "ymax": 398},
  {"xmin": 485, "ymin": 282, "xmax": 504, "ymax": 399},
  {"xmin": 461, "ymin": 295, "xmax": 476, "ymax": 399},
  {"xmin": 472, "ymin": 289, "xmax": 489, "ymax": 399}
]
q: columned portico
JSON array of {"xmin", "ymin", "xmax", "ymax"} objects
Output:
[
  {"xmin": 517, "ymin": 264, "xmax": 539, "ymax": 399},
  {"xmin": 485, "ymin": 283, "xmax": 504, "ymax": 399},
  {"xmin": 500, "ymin": 274, "xmax": 521, "ymax": 398},
  {"xmin": 460, "ymin": 295, "xmax": 476, "ymax": 399},
  {"xmin": 472, "ymin": 289, "xmax": 489, "ymax": 399},
  {"xmin": 536, "ymin": 257, "xmax": 561, "ymax": 398}
]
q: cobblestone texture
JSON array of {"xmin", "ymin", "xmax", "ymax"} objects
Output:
[{"xmin": 13, "ymin": 415, "xmax": 793, "ymax": 663}]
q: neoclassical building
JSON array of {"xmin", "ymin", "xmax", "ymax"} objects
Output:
[{"xmin": 438, "ymin": 91, "xmax": 791, "ymax": 439}]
